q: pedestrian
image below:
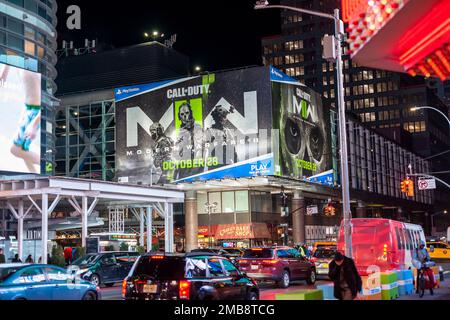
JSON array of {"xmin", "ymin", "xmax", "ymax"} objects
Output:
[
  {"xmin": 413, "ymin": 240, "xmax": 435, "ymax": 295},
  {"xmin": 63, "ymin": 247, "xmax": 73, "ymax": 265},
  {"xmin": 328, "ymin": 252, "xmax": 362, "ymax": 300},
  {"xmin": 38, "ymin": 256, "xmax": 42, "ymax": 264},
  {"xmin": 12, "ymin": 254, "xmax": 22, "ymax": 263},
  {"xmin": 47, "ymin": 253, "xmax": 52, "ymax": 265},
  {"xmin": 25, "ymin": 255, "xmax": 33, "ymax": 263},
  {"xmin": 0, "ymin": 249, "xmax": 5, "ymax": 264}
]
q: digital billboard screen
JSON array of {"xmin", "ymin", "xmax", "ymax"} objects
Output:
[
  {"xmin": 115, "ymin": 66, "xmax": 334, "ymax": 186},
  {"xmin": 272, "ymin": 81, "xmax": 333, "ymax": 185},
  {"xmin": 115, "ymin": 67, "xmax": 274, "ymax": 185},
  {"xmin": 0, "ymin": 63, "xmax": 41, "ymax": 174}
]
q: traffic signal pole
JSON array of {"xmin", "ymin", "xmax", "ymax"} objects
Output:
[{"xmin": 255, "ymin": 3, "xmax": 353, "ymax": 258}]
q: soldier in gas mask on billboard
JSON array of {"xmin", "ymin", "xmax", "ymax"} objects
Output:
[
  {"xmin": 205, "ymin": 105, "xmax": 237, "ymax": 167},
  {"xmin": 149, "ymin": 122, "xmax": 174, "ymax": 184},
  {"xmin": 174, "ymin": 102, "xmax": 205, "ymax": 179}
]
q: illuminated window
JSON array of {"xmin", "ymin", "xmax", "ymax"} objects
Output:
[{"xmin": 24, "ymin": 40, "xmax": 35, "ymax": 55}]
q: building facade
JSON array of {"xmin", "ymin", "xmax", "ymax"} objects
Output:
[
  {"xmin": 0, "ymin": 0, "xmax": 58, "ymax": 173},
  {"xmin": 54, "ymin": 42, "xmax": 190, "ymax": 180},
  {"xmin": 261, "ymin": 0, "xmax": 449, "ymax": 226}
]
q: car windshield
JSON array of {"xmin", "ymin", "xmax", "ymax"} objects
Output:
[
  {"xmin": 133, "ymin": 256, "xmax": 186, "ymax": 280},
  {"xmin": 242, "ymin": 249, "xmax": 273, "ymax": 259},
  {"xmin": 313, "ymin": 249, "xmax": 336, "ymax": 259},
  {"xmin": 72, "ymin": 254, "xmax": 100, "ymax": 265},
  {"xmin": 0, "ymin": 266, "xmax": 23, "ymax": 283}
]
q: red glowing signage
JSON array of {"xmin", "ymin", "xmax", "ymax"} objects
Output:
[{"xmin": 344, "ymin": 0, "xmax": 450, "ymax": 80}]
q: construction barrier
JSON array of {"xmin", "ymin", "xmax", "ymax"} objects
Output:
[
  {"xmin": 275, "ymin": 289, "xmax": 324, "ymax": 300},
  {"xmin": 396, "ymin": 270, "xmax": 414, "ymax": 296},
  {"xmin": 317, "ymin": 283, "xmax": 336, "ymax": 300},
  {"xmin": 381, "ymin": 271, "xmax": 399, "ymax": 300},
  {"xmin": 357, "ymin": 274, "xmax": 382, "ymax": 300}
]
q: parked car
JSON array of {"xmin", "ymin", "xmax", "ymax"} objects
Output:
[
  {"xmin": 0, "ymin": 264, "xmax": 100, "ymax": 300},
  {"xmin": 310, "ymin": 246, "xmax": 337, "ymax": 279},
  {"xmin": 122, "ymin": 252, "xmax": 259, "ymax": 300},
  {"xmin": 237, "ymin": 247, "xmax": 316, "ymax": 288},
  {"xmin": 70, "ymin": 251, "xmax": 140, "ymax": 287}
]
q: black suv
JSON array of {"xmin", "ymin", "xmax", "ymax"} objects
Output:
[
  {"xmin": 70, "ymin": 251, "xmax": 140, "ymax": 287},
  {"xmin": 122, "ymin": 253, "xmax": 259, "ymax": 300}
]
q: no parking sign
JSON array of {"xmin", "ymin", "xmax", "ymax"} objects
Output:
[{"xmin": 418, "ymin": 178, "xmax": 436, "ymax": 190}]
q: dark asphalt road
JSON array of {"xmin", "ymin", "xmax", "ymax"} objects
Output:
[{"xmin": 100, "ymin": 262, "xmax": 450, "ymax": 300}]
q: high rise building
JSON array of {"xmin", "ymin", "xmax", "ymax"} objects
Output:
[
  {"xmin": 262, "ymin": 0, "xmax": 450, "ymax": 226},
  {"xmin": 0, "ymin": 0, "xmax": 58, "ymax": 174}
]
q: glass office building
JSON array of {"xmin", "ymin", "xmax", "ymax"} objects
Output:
[{"xmin": 0, "ymin": 0, "xmax": 58, "ymax": 173}]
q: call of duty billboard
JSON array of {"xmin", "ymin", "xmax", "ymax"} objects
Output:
[{"xmin": 115, "ymin": 66, "xmax": 334, "ymax": 186}]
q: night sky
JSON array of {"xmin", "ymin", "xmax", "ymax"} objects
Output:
[{"xmin": 56, "ymin": 0, "xmax": 281, "ymax": 71}]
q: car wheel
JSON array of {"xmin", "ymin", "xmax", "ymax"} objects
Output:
[
  {"xmin": 279, "ymin": 270, "xmax": 290, "ymax": 288},
  {"xmin": 90, "ymin": 274, "xmax": 101, "ymax": 286},
  {"xmin": 306, "ymin": 269, "xmax": 316, "ymax": 285},
  {"xmin": 82, "ymin": 291, "xmax": 98, "ymax": 300},
  {"xmin": 247, "ymin": 291, "xmax": 259, "ymax": 300}
]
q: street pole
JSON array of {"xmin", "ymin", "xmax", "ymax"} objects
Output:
[
  {"xmin": 412, "ymin": 106, "xmax": 450, "ymax": 132},
  {"xmin": 255, "ymin": 3, "xmax": 353, "ymax": 257},
  {"xmin": 333, "ymin": 9, "xmax": 353, "ymax": 258}
]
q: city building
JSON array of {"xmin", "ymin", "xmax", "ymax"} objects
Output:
[
  {"xmin": 0, "ymin": 0, "xmax": 58, "ymax": 174},
  {"xmin": 54, "ymin": 41, "xmax": 190, "ymax": 180},
  {"xmin": 261, "ymin": 0, "xmax": 450, "ymax": 231}
]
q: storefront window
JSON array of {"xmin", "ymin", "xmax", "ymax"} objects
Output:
[
  {"xmin": 236, "ymin": 191, "xmax": 249, "ymax": 212},
  {"xmin": 208, "ymin": 192, "xmax": 221, "ymax": 214},
  {"xmin": 222, "ymin": 191, "xmax": 235, "ymax": 213},
  {"xmin": 197, "ymin": 193, "xmax": 207, "ymax": 214}
]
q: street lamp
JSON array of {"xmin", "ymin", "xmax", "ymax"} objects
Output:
[
  {"xmin": 194, "ymin": 65, "xmax": 202, "ymax": 72},
  {"xmin": 410, "ymin": 106, "xmax": 450, "ymax": 131},
  {"xmin": 254, "ymin": 1, "xmax": 353, "ymax": 257},
  {"xmin": 204, "ymin": 202, "xmax": 218, "ymax": 248}
]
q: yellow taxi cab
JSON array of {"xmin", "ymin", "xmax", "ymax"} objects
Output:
[
  {"xmin": 427, "ymin": 242, "xmax": 450, "ymax": 260},
  {"xmin": 312, "ymin": 241, "xmax": 337, "ymax": 253}
]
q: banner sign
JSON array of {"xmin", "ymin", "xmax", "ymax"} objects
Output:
[{"xmin": 115, "ymin": 66, "xmax": 333, "ymax": 185}]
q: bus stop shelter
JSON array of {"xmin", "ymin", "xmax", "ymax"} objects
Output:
[{"xmin": 0, "ymin": 176, "xmax": 184, "ymax": 263}]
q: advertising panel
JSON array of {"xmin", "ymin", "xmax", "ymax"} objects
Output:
[
  {"xmin": 115, "ymin": 67, "xmax": 274, "ymax": 185},
  {"xmin": 0, "ymin": 63, "xmax": 41, "ymax": 174},
  {"xmin": 115, "ymin": 66, "xmax": 334, "ymax": 186},
  {"xmin": 272, "ymin": 80, "xmax": 333, "ymax": 184}
]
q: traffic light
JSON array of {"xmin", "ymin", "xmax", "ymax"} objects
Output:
[
  {"xmin": 401, "ymin": 180, "xmax": 406, "ymax": 193},
  {"xmin": 405, "ymin": 179, "xmax": 414, "ymax": 197},
  {"xmin": 324, "ymin": 204, "xmax": 336, "ymax": 216},
  {"xmin": 401, "ymin": 178, "xmax": 415, "ymax": 197}
]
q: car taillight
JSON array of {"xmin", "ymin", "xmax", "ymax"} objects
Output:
[
  {"xmin": 179, "ymin": 280, "xmax": 190, "ymax": 300},
  {"xmin": 122, "ymin": 279, "xmax": 128, "ymax": 298},
  {"xmin": 310, "ymin": 257, "xmax": 317, "ymax": 263},
  {"xmin": 262, "ymin": 259, "xmax": 278, "ymax": 265}
]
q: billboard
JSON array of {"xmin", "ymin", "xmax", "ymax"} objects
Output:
[
  {"xmin": 115, "ymin": 67, "xmax": 274, "ymax": 185},
  {"xmin": 0, "ymin": 63, "xmax": 41, "ymax": 174},
  {"xmin": 272, "ymin": 81, "xmax": 333, "ymax": 184},
  {"xmin": 115, "ymin": 66, "xmax": 333, "ymax": 186}
]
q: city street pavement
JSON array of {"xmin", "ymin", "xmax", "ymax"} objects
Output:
[
  {"xmin": 100, "ymin": 280, "xmax": 332, "ymax": 301},
  {"xmin": 101, "ymin": 262, "xmax": 450, "ymax": 300}
]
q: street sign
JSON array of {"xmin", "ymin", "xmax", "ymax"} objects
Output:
[
  {"xmin": 306, "ymin": 205, "xmax": 319, "ymax": 215},
  {"xmin": 418, "ymin": 178, "xmax": 437, "ymax": 190}
]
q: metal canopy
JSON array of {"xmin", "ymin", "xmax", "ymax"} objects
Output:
[{"xmin": 0, "ymin": 176, "xmax": 184, "ymax": 263}]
